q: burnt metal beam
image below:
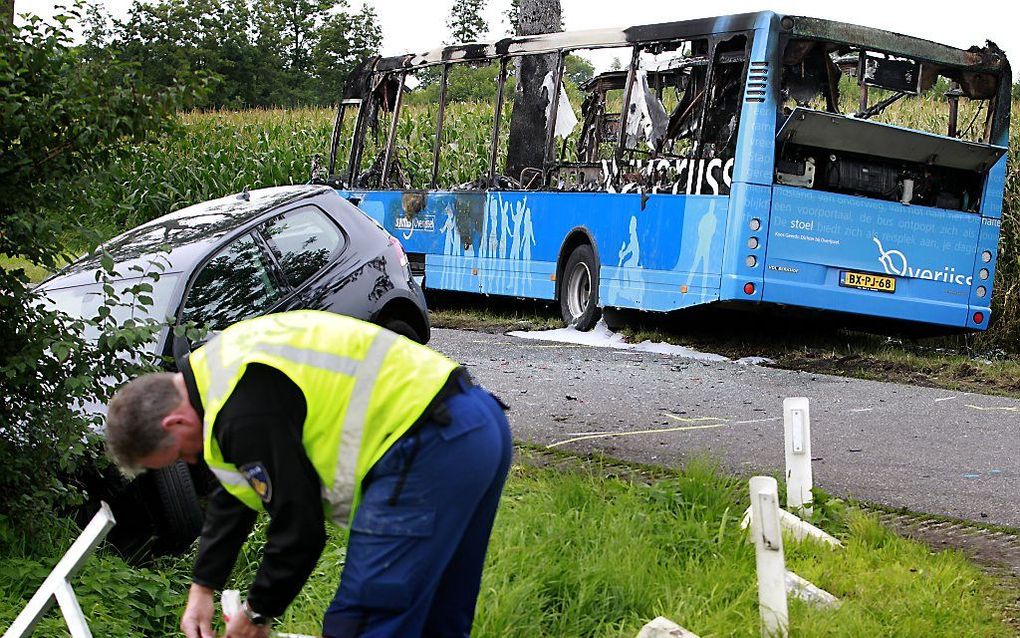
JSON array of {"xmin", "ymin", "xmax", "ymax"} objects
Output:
[
  {"xmin": 615, "ymin": 46, "xmax": 640, "ymax": 163},
  {"xmin": 430, "ymin": 65, "xmax": 450, "ymax": 189},
  {"xmin": 380, "ymin": 74, "xmax": 405, "ymax": 187},
  {"xmin": 489, "ymin": 58, "xmax": 509, "ymax": 184},
  {"xmin": 785, "ymin": 16, "xmax": 1006, "ymax": 72},
  {"xmin": 367, "ymin": 12, "xmax": 1004, "ymax": 78},
  {"xmin": 543, "ymin": 52, "xmax": 567, "ymax": 166}
]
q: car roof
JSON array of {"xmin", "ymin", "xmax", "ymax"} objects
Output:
[{"xmin": 42, "ymin": 185, "xmax": 334, "ymax": 289}]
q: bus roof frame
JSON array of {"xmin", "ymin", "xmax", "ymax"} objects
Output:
[{"xmin": 366, "ymin": 11, "xmax": 1008, "ymax": 77}]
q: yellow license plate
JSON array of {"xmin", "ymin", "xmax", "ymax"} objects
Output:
[{"xmin": 840, "ymin": 271, "xmax": 896, "ymax": 293}]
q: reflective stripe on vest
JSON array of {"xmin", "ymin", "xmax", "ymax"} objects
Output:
[
  {"xmin": 323, "ymin": 329, "xmax": 396, "ymax": 520},
  {"xmin": 201, "ymin": 340, "xmax": 360, "ymax": 415},
  {"xmin": 209, "ymin": 466, "xmax": 248, "ymax": 487}
]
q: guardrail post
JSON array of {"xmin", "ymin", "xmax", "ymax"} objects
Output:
[
  {"xmin": 2, "ymin": 502, "xmax": 116, "ymax": 638},
  {"xmin": 750, "ymin": 476, "xmax": 788, "ymax": 638},
  {"xmin": 783, "ymin": 397, "xmax": 813, "ymax": 516}
]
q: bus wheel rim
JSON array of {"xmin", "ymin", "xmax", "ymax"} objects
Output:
[{"xmin": 567, "ymin": 262, "xmax": 591, "ymax": 320}]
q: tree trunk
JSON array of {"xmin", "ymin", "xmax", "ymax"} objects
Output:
[
  {"xmin": 3, "ymin": 0, "xmax": 14, "ymax": 26},
  {"xmin": 504, "ymin": 0, "xmax": 561, "ymax": 186}
]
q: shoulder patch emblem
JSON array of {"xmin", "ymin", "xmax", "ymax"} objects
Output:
[{"xmin": 240, "ymin": 463, "xmax": 272, "ymax": 503}]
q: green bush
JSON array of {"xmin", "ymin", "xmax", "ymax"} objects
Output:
[{"xmin": 0, "ymin": 4, "xmax": 196, "ymax": 528}]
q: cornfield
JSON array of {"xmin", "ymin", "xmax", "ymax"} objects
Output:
[{"xmin": 54, "ymin": 99, "xmax": 1020, "ymax": 350}]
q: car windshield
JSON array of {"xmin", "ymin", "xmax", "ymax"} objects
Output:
[{"xmin": 41, "ymin": 274, "xmax": 182, "ymax": 340}]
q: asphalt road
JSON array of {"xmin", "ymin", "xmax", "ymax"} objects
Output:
[{"xmin": 430, "ymin": 328, "xmax": 1020, "ymax": 529}]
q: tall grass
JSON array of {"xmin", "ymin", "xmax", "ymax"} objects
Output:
[
  {"xmin": 51, "ymin": 99, "xmax": 1020, "ymax": 349},
  {"xmin": 0, "ymin": 458, "xmax": 1010, "ymax": 636},
  {"xmin": 54, "ymin": 107, "xmax": 335, "ymax": 241}
]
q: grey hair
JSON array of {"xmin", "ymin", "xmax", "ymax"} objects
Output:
[{"xmin": 105, "ymin": 372, "xmax": 182, "ymax": 474}]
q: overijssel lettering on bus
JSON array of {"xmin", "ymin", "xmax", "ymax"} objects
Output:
[{"xmin": 326, "ymin": 11, "xmax": 1010, "ymax": 333}]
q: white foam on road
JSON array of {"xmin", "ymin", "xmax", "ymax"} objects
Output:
[
  {"xmin": 735, "ymin": 356, "xmax": 773, "ymax": 366},
  {"xmin": 508, "ymin": 320, "xmax": 774, "ymax": 365}
]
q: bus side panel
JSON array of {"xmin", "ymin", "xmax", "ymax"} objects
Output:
[
  {"xmin": 598, "ymin": 195, "xmax": 728, "ymax": 311},
  {"xmin": 346, "ymin": 189, "xmax": 730, "ymax": 312},
  {"xmin": 473, "ymin": 191, "xmax": 557, "ymax": 300},
  {"xmin": 465, "ymin": 191, "xmax": 722, "ymax": 306},
  {"xmin": 764, "ymin": 186, "xmax": 981, "ymax": 328},
  {"xmin": 345, "ymin": 190, "xmax": 488, "ymax": 293}
]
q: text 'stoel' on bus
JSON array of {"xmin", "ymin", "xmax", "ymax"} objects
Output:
[{"xmin": 325, "ymin": 12, "xmax": 1010, "ymax": 333}]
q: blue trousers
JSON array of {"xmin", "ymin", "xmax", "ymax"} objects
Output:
[{"xmin": 322, "ymin": 380, "xmax": 512, "ymax": 638}]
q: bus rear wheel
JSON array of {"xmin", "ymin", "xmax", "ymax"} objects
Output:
[{"xmin": 560, "ymin": 244, "xmax": 601, "ymax": 331}]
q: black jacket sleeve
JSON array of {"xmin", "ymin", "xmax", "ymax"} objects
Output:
[
  {"xmin": 191, "ymin": 485, "xmax": 258, "ymax": 590},
  {"xmin": 191, "ymin": 363, "xmax": 327, "ymax": 618}
]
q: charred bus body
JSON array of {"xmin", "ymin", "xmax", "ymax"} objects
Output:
[{"xmin": 327, "ymin": 12, "xmax": 1010, "ymax": 332}]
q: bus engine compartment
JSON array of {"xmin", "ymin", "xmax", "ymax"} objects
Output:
[
  {"xmin": 773, "ymin": 30, "xmax": 1009, "ymax": 214},
  {"xmin": 773, "ymin": 111, "xmax": 1004, "ymax": 213}
]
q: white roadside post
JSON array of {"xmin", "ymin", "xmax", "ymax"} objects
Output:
[
  {"xmin": 750, "ymin": 476, "xmax": 788, "ymax": 638},
  {"xmin": 783, "ymin": 397, "xmax": 813, "ymax": 516},
  {"xmin": 2, "ymin": 503, "xmax": 116, "ymax": 638}
]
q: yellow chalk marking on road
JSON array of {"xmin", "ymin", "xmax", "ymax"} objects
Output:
[
  {"xmin": 662, "ymin": 412, "xmax": 729, "ymax": 423},
  {"xmin": 547, "ymin": 422, "xmax": 728, "ymax": 448},
  {"xmin": 733, "ymin": 417, "xmax": 781, "ymax": 425},
  {"xmin": 965, "ymin": 404, "xmax": 1020, "ymax": 412}
]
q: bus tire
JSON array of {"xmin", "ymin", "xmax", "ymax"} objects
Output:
[
  {"xmin": 560, "ymin": 244, "xmax": 601, "ymax": 331},
  {"xmin": 153, "ymin": 461, "xmax": 204, "ymax": 552},
  {"xmin": 602, "ymin": 307, "xmax": 629, "ymax": 331}
]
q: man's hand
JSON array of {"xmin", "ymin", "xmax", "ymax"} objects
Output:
[
  {"xmin": 180, "ymin": 583, "xmax": 215, "ymax": 638},
  {"xmin": 222, "ymin": 609, "xmax": 271, "ymax": 638}
]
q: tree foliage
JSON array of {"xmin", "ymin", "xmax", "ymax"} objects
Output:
[
  {"xmin": 312, "ymin": 4, "xmax": 382, "ymax": 104},
  {"xmin": 446, "ymin": 0, "xmax": 487, "ymax": 44},
  {"xmin": 0, "ymin": 6, "xmax": 192, "ymax": 527},
  {"xmin": 85, "ymin": 0, "xmax": 382, "ymax": 108}
]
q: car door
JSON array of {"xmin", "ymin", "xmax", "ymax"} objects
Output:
[
  {"xmin": 255, "ymin": 204, "xmax": 371, "ymax": 319},
  {"xmin": 179, "ymin": 230, "xmax": 289, "ymax": 334}
]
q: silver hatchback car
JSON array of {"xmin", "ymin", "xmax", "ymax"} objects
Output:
[{"xmin": 39, "ymin": 184, "xmax": 431, "ymax": 555}]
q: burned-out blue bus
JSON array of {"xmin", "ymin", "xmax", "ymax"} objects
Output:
[{"xmin": 327, "ymin": 12, "xmax": 1011, "ymax": 332}]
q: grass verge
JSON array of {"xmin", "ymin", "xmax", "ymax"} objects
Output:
[
  {"xmin": 0, "ymin": 255, "xmax": 55, "ymax": 285},
  {"xmin": 1, "ymin": 450, "xmax": 1012, "ymax": 637},
  {"xmin": 428, "ymin": 293, "xmax": 1020, "ymax": 399}
]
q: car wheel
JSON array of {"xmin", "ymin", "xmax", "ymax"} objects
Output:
[
  {"xmin": 383, "ymin": 318, "xmax": 420, "ymax": 342},
  {"xmin": 153, "ymin": 461, "xmax": 204, "ymax": 552},
  {"xmin": 560, "ymin": 244, "xmax": 601, "ymax": 331}
]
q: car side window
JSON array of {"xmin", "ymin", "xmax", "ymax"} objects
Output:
[
  {"xmin": 181, "ymin": 232, "xmax": 284, "ymax": 331},
  {"xmin": 259, "ymin": 206, "xmax": 345, "ymax": 287}
]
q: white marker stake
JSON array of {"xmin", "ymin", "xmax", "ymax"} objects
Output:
[
  {"xmin": 3, "ymin": 503, "xmax": 116, "ymax": 638},
  {"xmin": 783, "ymin": 397, "xmax": 813, "ymax": 516},
  {"xmin": 750, "ymin": 476, "xmax": 788, "ymax": 638}
]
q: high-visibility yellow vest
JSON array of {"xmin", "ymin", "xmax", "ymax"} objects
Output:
[{"xmin": 189, "ymin": 310, "xmax": 458, "ymax": 524}]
